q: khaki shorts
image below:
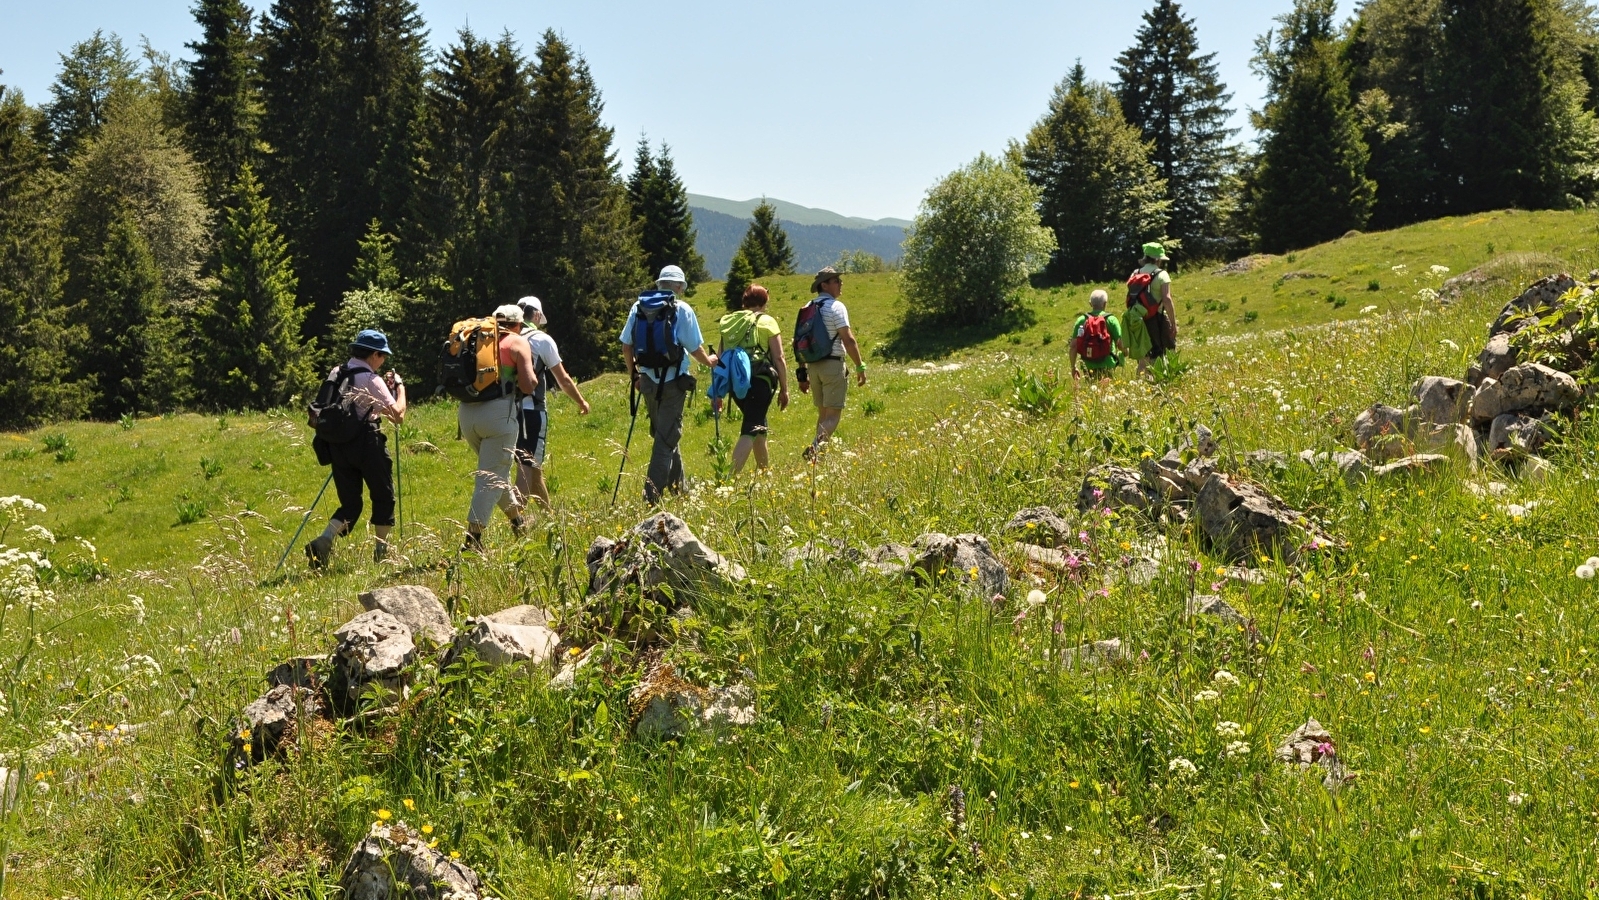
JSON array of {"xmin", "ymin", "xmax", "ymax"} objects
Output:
[{"xmin": 809, "ymin": 357, "xmax": 849, "ymax": 409}]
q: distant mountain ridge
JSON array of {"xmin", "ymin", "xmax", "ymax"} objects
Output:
[
  {"xmin": 687, "ymin": 194, "xmax": 912, "ymax": 231},
  {"xmin": 687, "ymin": 195, "xmax": 908, "ymax": 279}
]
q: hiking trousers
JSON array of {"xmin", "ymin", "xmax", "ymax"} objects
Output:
[
  {"xmin": 641, "ymin": 376, "xmax": 689, "ymax": 503},
  {"xmin": 458, "ymin": 399, "xmax": 520, "ymax": 527},
  {"xmin": 328, "ymin": 431, "xmax": 394, "ymax": 528}
]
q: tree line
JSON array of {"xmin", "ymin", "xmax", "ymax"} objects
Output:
[{"xmin": 0, "ymin": 0, "xmax": 707, "ymax": 429}]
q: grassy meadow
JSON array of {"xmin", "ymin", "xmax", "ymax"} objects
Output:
[{"xmin": 4, "ymin": 209, "xmax": 1599, "ymax": 897}]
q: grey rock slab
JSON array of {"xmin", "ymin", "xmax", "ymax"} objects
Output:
[
  {"xmin": 1196, "ymin": 473, "xmax": 1332, "ymax": 563},
  {"xmin": 701, "ymin": 684, "xmax": 757, "ymax": 729},
  {"xmin": 1275, "ymin": 717, "xmax": 1352, "ymax": 793},
  {"xmin": 1243, "ymin": 450, "xmax": 1289, "ymax": 472},
  {"xmin": 1186, "ymin": 594, "xmax": 1247, "ymax": 625},
  {"xmin": 1332, "ymin": 450, "xmax": 1371, "ymax": 485},
  {"xmin": 332, "ymin": 610, "xmax": 415, "ymax": 713},
  {"xmin": 1521, "ymin": 455, "xmax": 1553, "ymax": 483},
  {"xmin": 1059, "ymin": 638, "xmax": 1131, "ymax": 671},
  {"xmin": 1352, "ymin": 404, "xmax": 1416, "ymax": 461},
  {"xmin": 1415, "ymin": 423, "xmax": 1480, "ymax": 467},
  {"xmin": 1003, "ymin": 507, "xmax": 1073, "ymax": 546},
  {"xmin": 1412, "ymin": 376, "xmax": 1472, "ymax": 426},
  {"xmin": 1194, "ymin": 423, "xmax": 1219, "ymax": 457},
  {"xmin": 587, "ymin": 514, "xmax": 746, "ymax": 601},
  {"xmin": 1488, "ymin": 273, "xmax": 1581, "ymax": 336},
  {"xmin": 780, "ymin": 538, "xmax": 860, "ymax": 569},
  {"xmin": 911, "ymin": 532, "xmax": 1009, "ymax": 597},
  {"xmin": 1077, "ymin": 464, "xmax": 1152, "ymax": 512},
  {"xmin": 1469, "ymin": 333, "xmax": 1519, "ymax": 386},
  {"xmin": 359, "ymin": 586, "xmax": 454, "ymax": 647},
  {"xmin": 1486, "ymin": 412, "xmax": 1551, "ymax": 459},
  {"xmin": 858, "ymin": 542, "xmax": 914, "ymax": 576},
  {"xmin": 1469, "ymin": 363, "xmax": 1580, "ymax": 424},
  {"xmin": 267, "ymin": 655, "xmax": 328, "ymax": 690},
  {"xmin": 455, "ymin": 619, "xmax": 558, "ymax": 668},
  {"xmin": 343, "ymin": 822, "xmax": 482, "ymax": 900},
  {"xmin": 1372, "ymin": 454, "xmax": 1450, "ymax": 478},
  {"xmin": 483, "ymin": 604, "xmax": 551, "ymax": 627},
  {"xmin": 1013, "ymin": 542, "xmax": 1074, "ymax": 573},
  {"xmin": 234, "ymin": 684, "xmax": 324, "ymax": 762}
]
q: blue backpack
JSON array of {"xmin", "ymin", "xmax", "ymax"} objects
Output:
[
  {"xmin": 631, "ymin": 290, "xmax": 683, "ymax": 382},
  {"xmin": 708, "ymin": 345, "xmax": 752, "ymax": 402}
]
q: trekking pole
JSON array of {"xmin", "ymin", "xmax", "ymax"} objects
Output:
[
  {"xmin": 393, "ymin": 419, "xmax": 404, "ymax": 548},
  {"xmin": 610, "ymin": 381, "xmax": 640, "ymax": 507},
  {"xmin": 271, "ymin": 472, "xmax": 334, "ymax": 578}
]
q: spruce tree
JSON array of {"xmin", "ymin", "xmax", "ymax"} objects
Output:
[
  {"xmin": 42, "ymin": 31, "xmax": 141, "ymax": 164},
  {"xmin": 1113, "ymin": 0, "xmax": 1238, "ymax": 261},
  {"xmin": 1020, "ymin": 63, "xmax": 1170, "ymax": 281},
  {"xmin": 0, "ymin": 85, "xmax": 86, "ymax": 427},
  {"xmin": 1250, "ymin": 0, "xmax": 1375, "ymax": 252},
  {"xmin": 199, "ymin": 164, "xmax": 311, "ymax": 410},
  {"xmin": 522, "ymin": 30, "xmax": 644, "ymax": 378},
  {"xmin": 184, "ymin": 0, "xmax": 260, "ymax": 204},
  {"xmin": 722, "ymin": 246, "xmax": 756, "ymax": 309},
  {"xmin": 86, "ymin": 210, "xmax": 187, "ymax": 417},
  {"xmin": 740, "ymin": 201, "xmax": 795, "ymax": 276},
  {"xmin": 631, "ymin": 139, "xmax": 707, "ymax": 292},
  {"xmin": 259, "ymin": 0, "xmax": 343, "ymax": 332}
]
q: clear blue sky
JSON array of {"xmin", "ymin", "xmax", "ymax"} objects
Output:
[{"xmin": 0, "ymin": 0, "xmax": 1349, "ymax": 221}]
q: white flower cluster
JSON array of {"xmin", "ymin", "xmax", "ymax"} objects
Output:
[
  {"xmin": 1212, "ymin": 670, "xmax": 1239, "ymax": 687},
  {"xmin": 1575, "ymin": 556, "xmax": 1599, "ymax": 580},
  {"xmin": 0, "ymin": 547, "xmax": 53, "ymax": 611},
  {"xmin": 1216, "ymin": 721, "xmax": 1245, "ymax": 739},
  {"xmin": 1168, "ymin": 757, "xmax": 1197, "ymax": 776},
  {"xmin": 1193, "ymin": 689, "xmax": 1221, "ymax": 703},
  {"xmin": 1224, "ymin": 741, "xmax": 1252, "ymax": 758}
]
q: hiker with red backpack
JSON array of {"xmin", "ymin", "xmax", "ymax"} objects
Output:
[
  {"xmin": 620, "ymin": 265, "xmax": 719, "ymax": 504},
  {"xmin": 304, "ymin": 329, "xmax": 408, "ymax": 568},
  {"xmin": 794, "ymin": 266, "xmax": 867, "ymax": 460},
  {"xmin": 1124, "ymin": 242, "xmax": 1179, "ymax": 375},
  {"xmin": 1069, "ymin": 290, "xmax": 1126, "ymax": 380}
]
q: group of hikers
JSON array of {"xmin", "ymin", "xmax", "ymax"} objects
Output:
[{"xmin": 300, "ymin": 245, "xmax": 1175, "ymax": 567}]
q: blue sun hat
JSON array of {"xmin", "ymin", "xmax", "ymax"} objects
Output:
[{"xmin": 352, "ymin": 329, "xmax": 392, "ymax": 354}]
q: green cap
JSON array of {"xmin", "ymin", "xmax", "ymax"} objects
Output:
[{"xmin": 1142, "ymin": 242, "xmax": 1167, "ymax": 260}]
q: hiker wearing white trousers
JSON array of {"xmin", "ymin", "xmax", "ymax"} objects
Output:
[{"xmin": 458, "ymin": 304, "xmax": 539, "ymax": 551}]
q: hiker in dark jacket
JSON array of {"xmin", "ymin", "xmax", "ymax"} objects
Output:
[{"xmin": 306, "ymin": 329, "xmax": 407, "ymax": 568}]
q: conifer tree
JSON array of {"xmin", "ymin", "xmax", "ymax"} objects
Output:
[
  {"xmin": 330, "ymin": 219, "xmax": 408, "ymax": 368},
  {"xmin": 722, "ymin": 246, "xmax": 756, "ymax": 309},
  {"xmin": 1020, "ymin": 64, "xmax": 1170, "ymax": 281},
  {"xmin": 1113, "ymin": 0, "xmax": 1238, "ymax": 261},
  {"xmin": 740, "ymin": 201, "xmax": 795, "ymax": 276},
  {"xmin": 630, "ymin": 139, "xmax": 708, "ymax": 292},
  {"xmin": 259, "ymin": 0, "xmax": 343, "ymax": 329},
  {"xmin": 184, "ymin": 0, "xmax": 259, "ymax": 204},
  {"xmin": 87, "ymin": 210, "xmax": 187, "ymax": 417},
  {"xmin": 199, "ymin": 164, "xmax": 311, "ymax": 410},
  {"xmin": 1249, "ymin": 0, "xmax": 1375, "ymax": 252},
  {"xmin": 42, "ymin": 31, "xmax": 141, "ymax": 164},
  {"xmin": 0, "ymin": 85, "xmax": 85, "ymax": 427},
  {"xmin": 522, "ymin": 30, "xmax": 643, "ymax": 378}
]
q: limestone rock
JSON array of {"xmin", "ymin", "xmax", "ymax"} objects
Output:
[
  {"xmin": 629, "ymin": 661, "xmax": 753, "ymax": 739},
  {"xmin": 584, "ymin": 886, "xmax": 643, "ymax": 900},
  {"xmin": 1193, "ymin": 424, "xmax": 1219, "ymax": 457},
  {"xmin": 586, "ymin": 513, "xmax": 746, "ymax": 602},
  {"xmin": 910, "ymin": 533, "xmax": 1009, "ymax": 597},
  {"xmin": 484, "ymin": 604, "xmax": 551, "ymax": 627},
  {"xmin": 780, "ymin": 538, "xmax": 860, "ymax": 569},
  {"xmin": 1013, "ymin": 542, "xmax": 1075, "ymax": 573},
  {"xmin": 1059, "ymin": 638, "xmax": 1131, "ymax": 671},
  {"xmin": 343, "ymin": 822, "xmax": 482, "ymax": 900},
  {"xmin": 1415, "ymin": 423, "xmax": 1480, "ymax": 467},
  {"xmin": 1486, "ymin": 412, "xmax": 1551, "ymax": 459},
  {"xmin": 233, "ymin": 684, "xmax": 323, "ymax": 762},
  {"xmin": 1469, "ymin": 363, "xmax": 1580, "ymax": 424},
  {"xmin": 1182, "ymin": 457, "xmax": 1221, "ymax": 492},
  {"xmin": 1243, "ymin": 450, "xmax": 1289, "ymax": 472},
  {"xmin": 1468, "ymin": 333, "xmax": 1519, "ymax": 386},
  {"xmin": 1003, "ymin": 507, "xmax": 1072, "ymax": 546},
  {"xmin": 1186, "ymin": 594, "xmax": 1246, "ymax": 626},
  {"xmin": 1521, "ymin": 455, "xmax": 1553, "ymax": 483},
  {"xmin": 550, "ymin": 646, "xmax": 598, "ymax": 691},
  {"xmin": 1196, "ymin": 473, "xmax": 1332, "ymax": 563},
  {"xmin": 858, "ymin": 542, "xmax": 914, "ymax": 576},
  {"xmin": 1077, "ymin": 464, "xmax": 1151, "ymax": 512},
  {"xmin": 1372, "ymin": 453, "xmax": 1449, "ymax": 478},
  {"xmin": 453, "ymin": 618, "xmax": 558, "ymax": 668},
  {"xmin": 1274, "ymin": 718, "xmax": 1352, "ymax": 792},
  {"xmin": 1488, "ymin": 273, "xmax": 1580, "ymax": 336},
  {"xmin": 1412, "ymin": 376, "xmax": 1471, "ymax": 426},
  {"xmin": 331, "ymin": 610, "xmax": 415, "ymax": 713},
  {"xmin": 359, "ymin": 585, "xmax": 454, "ymax": 646},
  {"xmin": 1352, "ymin": 404, "xmax": 1415, "ymax": 461},
  {"xmin": 1140, "ymin": 454, "xmax": 1190, "ymax": 502},
  {"xmin": 1332, "ymin": 450, "xmax": 1371, "ymax": 485}
]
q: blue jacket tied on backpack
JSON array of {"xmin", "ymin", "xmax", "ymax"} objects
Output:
[{"xmin": 708, "ymin": 345, "xmax": 752, "ymax": 402}]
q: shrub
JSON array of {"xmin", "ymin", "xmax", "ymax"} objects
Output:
[{"xmin": 900, "ymin": 154, "xmax": 1056, "ymax": 324}]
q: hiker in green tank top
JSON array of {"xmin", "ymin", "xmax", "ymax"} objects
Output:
[
  {"xmin": 717, "ymin": 284, "xmax": 789, "ymax": 475},
  {"xmin": 1124, "ymin": 241, "xmax": 1178, "ymax": 376},
  {"xmin": 1069, "ymin": 290, "xmax": 1126, "ymax": 381}
]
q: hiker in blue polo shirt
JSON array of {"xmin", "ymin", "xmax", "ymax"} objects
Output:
[{"xmin": 619, "ymin": 265, "xmax": 718, "ymax": 503}]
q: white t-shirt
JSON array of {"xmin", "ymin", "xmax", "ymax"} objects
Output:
[
  {"xmin": 521, "ymin": 330, "xmax": 562, "ymax": 409},
  {"xmin": 817, "ymin": 293, "xmax": 850, "ymax": 356}
]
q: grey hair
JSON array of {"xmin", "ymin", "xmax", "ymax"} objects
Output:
[{"xmin": 1089, "ymin": 290, "xmax": 1109, "ymax": 308}]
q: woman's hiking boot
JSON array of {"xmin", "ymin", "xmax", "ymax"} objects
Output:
[
  {"xmin": 460, "ymin": 531, "xmax": 484, "ymax": 554},
  {"xmin": 305, "ymin": 534, "xmax": 333, "ymax": 569},
  {"xmin": 373, "ymin": 540, "xmax": 389, "ymax": 564}
]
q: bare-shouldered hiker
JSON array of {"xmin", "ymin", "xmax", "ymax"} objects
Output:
[
  {"xmin": 513, "ymin": 295, "xmax": 591, "ymax": 513},
  {"xmin": 458, "ymin": 305, "xmax": 538, "ymax": 550},
  {"xmin": 1124, "ymin": 242, "xmax": 1178, "ymax": 376}
]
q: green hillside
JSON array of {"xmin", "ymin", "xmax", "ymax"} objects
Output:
[{"xmin": 4, "ymin": 210, "xmax": 1599, "ymax": 897}]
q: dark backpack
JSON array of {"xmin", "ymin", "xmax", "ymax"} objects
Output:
[
  {"xmin": 1075, "ymin": 314, "xmax": 1114, "ymax": 362},
  {"xmin": 792, "ymin": 296, "xmax": 836, "ymax": 363},
  {"xmin": 307, "ymin": 365, "xmax": 369, "ymax": 444},
  {"xmin": 631, "ymin": 291, "xmax": 684, "ymax": 380},
  {"xmin": 1126, "ymin": 271, "xmax": 1161, "ymax": 320}
]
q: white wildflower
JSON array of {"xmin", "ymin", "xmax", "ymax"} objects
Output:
[
  {"xmin": 1390, "ymin": 264, "xmax": 1407, "ymax": 272},
  {"xmin": 1416, "ymin": 288, "xmax": 1440, "ymax": 302},
  {"xmin": 129, "ymin": 595, "xmax": 146, "ymax": 625},
  {"xmin": 1577, "ymin": 565, "xmax": 1596, "ymax": 581},
  {"xmin": 1507, "ymin": 791, "xmax": 1526, "ymax": 807},
  {"xmin": 1216, "ymin": 721, "xmax": 1245, "ymax": 739},
  {"xmin": 1168, "ymin": 757, "xmax": 1197, "ymax": 776},
  {"xmin": 1587, "ymin": 557, "xmax": 1599, "ymax": 569},
  {"xmin": 1430, "ymin": 265, "xmax": 1450, "ymax": 275},
  {"xmin": 1194, "ymin": 689, "xmax": 1221, "ymax": 703},
  {"xmin": 1360, "ymin": 305, "xmax": 1380, "ymax": 314},
  {"xmin": 1439, "ymin": 339, "xmax": 1460, "ymax": 351},
  {"xmin": 1025, "ymin": 589, "xmax": 1047, "ymax": 606},
  {"xmin": 1212, "ymin": 670, "xmax": 1240, "ymax": 687},
  {"xmin": 1224, "ymin": 740, "xmax": 1252, "ymax": 758},
  {"xmin": 24, "ymin": 525, "xmax": 54, "ymax": 545}
]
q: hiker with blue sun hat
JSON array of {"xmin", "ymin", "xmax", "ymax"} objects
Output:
[{"xmin": 305, "ymin": 328, "xmax": 408, "ymax": 568}]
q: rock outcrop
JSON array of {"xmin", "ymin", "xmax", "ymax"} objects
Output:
[
  {"xmin": 586, "ymin": 514, "xmax": 746, "ymax": 603},
  {"xmin": 359, "ymin": 585, "xmax": 454, "ymax": 646},
  {"xmin": 1468, "ymin": 363, "xmax": 1580, "ymax": 424},
  {"xmin": 1003, "ymin": 507, "xmax": 1073, "ymax": 547},
  {"xmin": 909, "ymin": 533, "xmax": 1009, "ymax": 597},
  {"xmin": 1195, "ymin": 474, "xmax": 1331, "ymax": 562},
  {"xmin": 233, "ymin": 684, "xmax": 323, "ymax": 763},
  {"xmin": 330, "ymin": 610, "xmax": 415, "ymax": 713},
  {"xmin": 343, "ymin": 822, "xmax": 482, "ymax": 900}
]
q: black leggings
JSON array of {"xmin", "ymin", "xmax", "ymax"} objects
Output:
[
  {"xmin": 328, "ymin": 432, "xmax": 395, "ymax": 528},
  {"xmin": 732, "ymin": 377, "xmax": 775, "ymax": 436}
]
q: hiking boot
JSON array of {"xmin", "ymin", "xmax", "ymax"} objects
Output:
[
  {"xmin": 373, "ymin": 541, "xmax": 389, "ymax": 564},
  {"xmin": 460, "ymin": 532, "xmax": 484, "ymax": 554},
  {"xmin": 802, "ymin": 444, "xmax": 818, "ymax": 462},
  {"xmin": 509, "ymin": 517, "xmax": 527, "ymax": 539},
  {"xmin": 305, "ymin": 534, "xmax": 333, "ymax": 569}
]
